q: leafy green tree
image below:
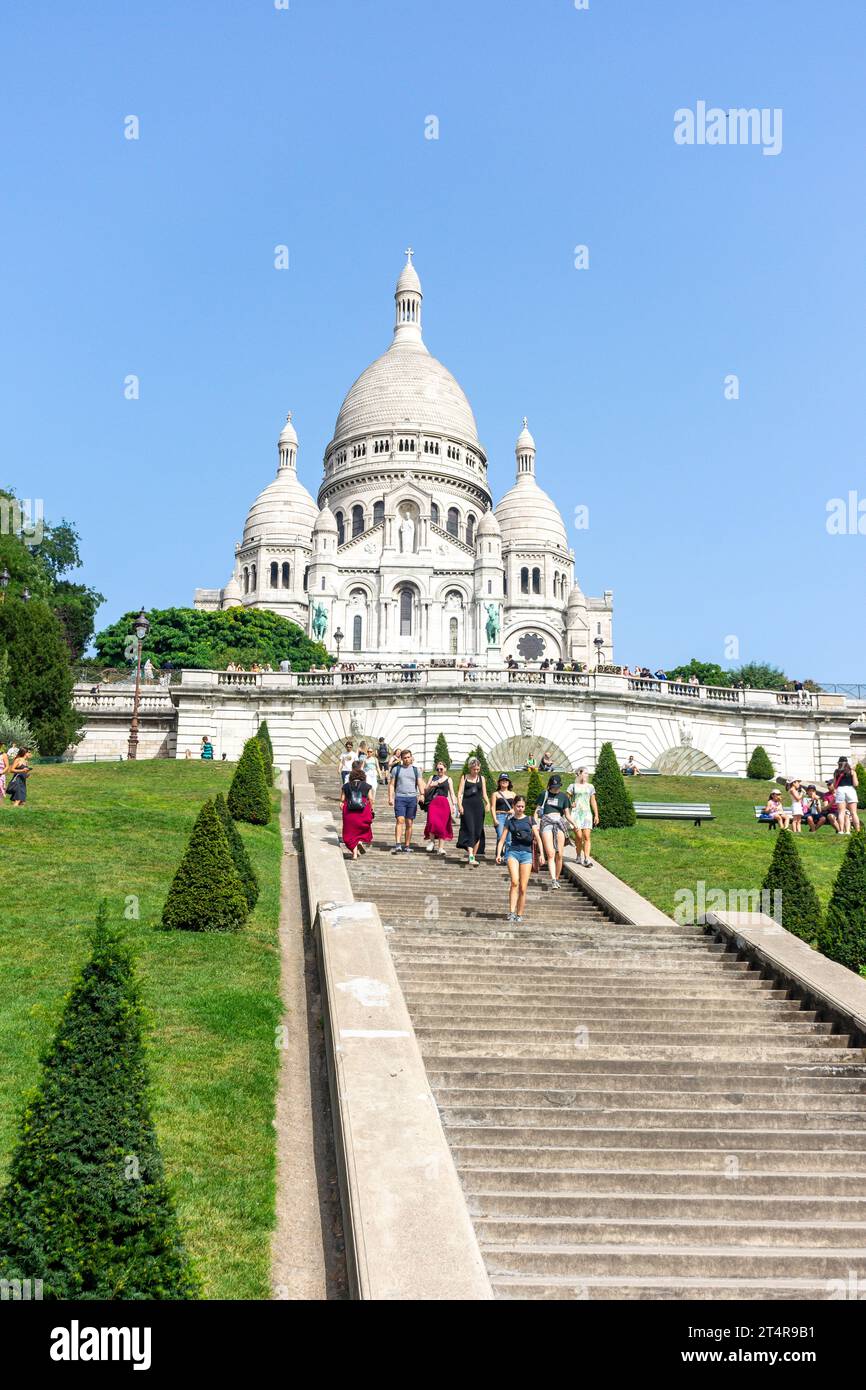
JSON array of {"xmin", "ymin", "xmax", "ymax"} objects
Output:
[
  {"xmin": 433, "ymin": 732, "xmax": 451, "ymax": 768},
  {"xmin": 747, "ymin": 745, "xmax": 775, "ymax": 779},
  {"xmin": 0, "ymin": 598, "xmax": 81, "ymax": 755},
  {"xmin": 162, "ymin": 800, "xmax": 249, "ymax": 931},
  {"xmin": 213, "ymin": 793, "xmax": 259, "ymax": 910},
  {"xmin": 731, "ymin": 662, "xmax": 788, "ymax": 691},
  {"xmin": 94, "ymin": 606, "xmax": 329, "ymax": 672},
  {"xmin": 0, "ymin": 909, "xmax": 199, "ymax": 1299},
  {"xmin": 667, "ymin": 658, "xmax": 732, "ymax": 687},
  {"xmin": 0, "ymin": 495, "xmax": 103, "ymax": 658},
  {"xmin": 761, "ymin": 829, "xmax": 822, "ymax": 944},
  {"xmin": 817, "ymin": 831, "xmax": 866, "ymax": 973},
  {"xmin": 525, "ymin": 767, "xmax": 543, "ymax": 814},
  {"xmin": 593, "ymin": 742, "xmax": 636, "ymax": 828},
  {"xmin": 228, "ymin": 738, "xmax": 271, "ymax": 826}
]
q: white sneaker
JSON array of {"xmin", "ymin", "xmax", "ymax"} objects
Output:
[{"xmin": 426, "ymin": 842, "xmax": 435, "ymax": 852}]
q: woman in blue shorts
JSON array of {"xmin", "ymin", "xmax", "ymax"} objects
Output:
[{"xmin": 495, "ymin": 795, "xmax": 545, "ymax": 924}]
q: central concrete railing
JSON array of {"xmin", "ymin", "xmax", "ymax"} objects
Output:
[{"xmin": 292, "ymin": 762, "xmax": 492, "ymax": 1301}]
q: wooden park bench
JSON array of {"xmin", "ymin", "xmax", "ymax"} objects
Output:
[{"xmin": 634, "ymin": 802, "xmax": 713, "ymax": 827}]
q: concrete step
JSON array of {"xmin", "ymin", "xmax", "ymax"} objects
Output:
[
  {"xmin": 424, "ymin": 1057, "xmax": 866, "ymax": 1080},
  {"xmin": 409, "ymin": 1001, "xmax": 819, "ymax": 1025},
  {"xmin": 458, "ymin": 1166, "xmax": 866, "ymax": 1196},
  {"xmin": 451, "ymin": 1143, "xmax": 866, "ymax": 1172},
  {"xmin": 445, "ymin": 1123, "xmax": 866, "ymax": 1151},
  {"xmin": 480, "ymin": 1244, "xmax": 866, "ymax": 1280},
  {"xmin": 474, "ymin": 1215, "xmax": 866, "ymax": 1249},
  {"xmin": 466, "ymin": 1191, "xmax": 866, "ymax": 1222},
  {"xmin": 441, "ymin": 1104, "xmax": 866, "ymax": 1131},
  {"xmin": 491, "ymin": 1273, "xmax": 840, "ymax": 1300},
  {"xmin": 436, "ymin": 1085, "xmax": 866, "ymax": 1111}
]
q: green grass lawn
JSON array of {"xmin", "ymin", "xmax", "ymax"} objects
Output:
[
  {"xmin": 0, "ymin": 761, "xmax": 283, "ymax": 1300},
  {"xmin": 430, "ymin": 767, "xmax": 849, "ymax": 921}
]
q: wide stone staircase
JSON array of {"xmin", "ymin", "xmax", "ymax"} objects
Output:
[{"xmin": 308, "ymin": 765, "xmax": 866, "ymax": 1299}]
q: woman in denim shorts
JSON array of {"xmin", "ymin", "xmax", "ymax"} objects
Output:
[{"xmin": 496, "ymin": 795, "xmax": 545, "ymax": 924}]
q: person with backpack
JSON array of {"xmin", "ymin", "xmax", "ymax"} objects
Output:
[
  {"xmin": 496, "ymin": 794, "xmax": 545, "ymax": 923},
  {"xmin": 376, "ymin": 736, "xmax": 389, "ymax": 785},
  {"xmin": 388, "ymin": 748, "xmax": 425, "ymax": 854},
  {"xmin": 341, "ymin": 764, "xmax": 375, "ymax": 859}
]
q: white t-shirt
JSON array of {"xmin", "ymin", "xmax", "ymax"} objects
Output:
[{"xmin": 339, "ymin": 749, "xmax": 357, "ymax": 773}]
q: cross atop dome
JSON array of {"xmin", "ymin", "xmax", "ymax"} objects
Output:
[{"xmin": 404, "ymin": 246, "xmax": 414, "ymax": 263}]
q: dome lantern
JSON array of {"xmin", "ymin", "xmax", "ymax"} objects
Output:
[
  {"xmin": 392, "ymin": 247, "xmax": 424, "ymax": 349},
  {"xmin": 516, "ymin": 416, "xmax": 536, "ymax": 478},
  {"xmin": 278, "ymin": 412, "xmax": 298, "ymax": 470}
]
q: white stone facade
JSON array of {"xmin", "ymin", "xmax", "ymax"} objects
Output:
[
  {"xmin": 194, "ymin": 252, "xmax": 613, "ymax": 666},
  {"xmin": 71, "ymin": 674, "xmax": 862, "ymax": 787}
]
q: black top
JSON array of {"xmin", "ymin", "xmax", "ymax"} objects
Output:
[
  {"xmin": 493, "ymin": 791, "xmax": 513, "ymax": 814},
  {"xmin": 538, "ymin": 791, "xmax": 570, "ymax": 817},
  {"xmin": 505, "ymin": 815, "xmax": 534, "ymax": 848},
  {"xmin": 837, "ymin": 770, "xmax": 854, "ymax": 787}
]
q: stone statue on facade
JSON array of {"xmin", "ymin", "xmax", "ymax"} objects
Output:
[
  {"xmin": 399, "ymin": 509, "xmax": 416, "ymax": 554},
  {"xmin": 485, "ymin": 603, "xmax": 501, "ymax": 644},
  {"xmin": 520, "ymin": 696, "xmax": 536, "ymax": 736},
  {"xmin": 350, "ymin": 711, "xmax": 363, "ymax": 738},
  {"xmin": 311, "ymin": 602, "xmax": 328, "ymax": 640}
]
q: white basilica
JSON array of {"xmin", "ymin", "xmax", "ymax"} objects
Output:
[{"xmin": 194, "ymin": 252, "xmax": 613, "ymax": 666}]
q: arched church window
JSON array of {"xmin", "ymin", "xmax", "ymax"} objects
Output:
[
  {"xmin": 447, "ymin": 508, "xmax": 459, "ymax": 538},
  {"xmin": 532, "ymin": 567, "xmax": 541, "ymax": 595},
  {"xmin": 431, "ymin": 502, "xmax": 440, "ymax": 525},
  {"xmin": 553, "ymin": 574, "xmax": 559, "ymax": 599},
  {"xmin": 466, "ymin": 514, "xmax": 476, "ymax": 546},
  {"xmin": 282, "ymin": 562, "xmax": 290, "ymax": 588},
  {"xmin": 303, "ymin": 566, "xmax": 309, "ymax": 592},
  {"xmin": 270, "ymin": 562, "xmax": 279, "ymax": 588},
  {"xmin": 352, "ymin": 615, "xmax": 362, "ymax": 651},
  {"xmin": 449, "ymin": 617, "xmax": 458, "ymax": 654},
  {"xmin": 487, "ymin": 579, "xmax": 492, "ymax": 595},
  {"xmin": 399, "ymin": 588, "xmax": 413, "ymax": 637},
  {"xmin": 251, "ymin": 564, "xmax": 257, "ymax": 591},
  {"xmin": 352, "ymin": 504, "xmax": 364, "ymax": 538},
  {"xmin": 335, "ymin": 511, "xmax": 345, "ymax": 546},
  {"xmin": 520, "ymin": 567, "xmax": 529, "ymax": 594},
  {"xmin": 243, "ymin": 567, "xmax": 249, "ymax": 594},
  {"xmin": 373, "ymin": 500, "xmax": 384, "ymax": 525}
]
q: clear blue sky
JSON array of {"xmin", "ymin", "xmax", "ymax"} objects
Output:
[{"xmin": 2, "ymin": 0, "xmax": 864, "ymax": 678}]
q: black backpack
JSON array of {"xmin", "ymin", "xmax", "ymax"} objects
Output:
[
  {"xmin": 377, "ymin": 741, "xmax": 388, "ymax": 760},
  {"xmin": 346, "ymin": 781, "xmax": 367, "ymax": 814}
]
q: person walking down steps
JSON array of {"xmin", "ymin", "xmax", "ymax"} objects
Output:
[
  {"xmin": 457, "ymin": 757, "xmax": 490, "ymax": 866},
  {"xmin": 496, "ymin": 794, "xmax": 545, "ymax": 924},
  {"xmin": 423, "ymin": 759, "xmax": 457, "ymax": 855},
  {"xmin": 493, "ymin": 774, "xmax": 515, "ymax": 856},
  {"xmin": 341, "ymin": 763, "xmax": 374, "ymax": 860},
  {"xmin": 534, "ymin": 773, "xmax": 575, "ymax": 889},
  {"xmin": 389, "ymin": 748, "xmax": 425, "ymax": 854},
  {"xmin": 566, "ymin": 767, "xmax": 599, "ymax": 867}
]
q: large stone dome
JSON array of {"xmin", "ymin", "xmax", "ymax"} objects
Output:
[
  {"xmin": 332, "ymin": 344, "xmax": 480, "ymax": 446},
  {"xmin": 496, "ymin": 474, "xmax": 569, "ymax": 552}
]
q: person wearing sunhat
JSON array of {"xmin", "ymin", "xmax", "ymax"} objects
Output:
[{"xmin": 533, "ymin": 773, "xmax": 575, "ymax": 889}]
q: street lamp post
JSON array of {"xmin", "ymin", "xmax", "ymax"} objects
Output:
[
  {"xmin": 334, "ymin": 626, "xmax": 344, "ymax": 664},
  {"xmin": 593, "ymin": 636, "xmax": 605, "ymax": 666},
  {"xmin": 127, "ymin": 608, "xmax": 150, "ymax": 761}
]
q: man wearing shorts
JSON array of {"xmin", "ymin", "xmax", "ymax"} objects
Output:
[{"xmin": 389, "ymin": 748, "xmax": 426, "ymax": 853}]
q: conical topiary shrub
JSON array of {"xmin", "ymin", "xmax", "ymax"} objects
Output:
[
  {"xmin": 593, "ymin": 742, "xmax": 636, "ymax": 828},
  {"xmin": 162, "ymin": 800, "xmax": 249, "ymax": 932},
  {"xmin": 816, "ymin": 831, "xmax": 866, "ymax": 974},
  {"xmin": 856, "ymin": 763, "xmax": 866, "ymax": 794},
  {"xmin": 0, "ymin": 909, "xmax": 199, "ymax": 1299},
  {"xmin": 256, "ymin": 721, "xmax": 274, "ymax": 780},
  {"xmin": 526, "ymin": 767, "xmax": 543, "ymax": 814},
  {"xmin": 747, "ymin": 745, "xmax": 775, "ymax": 779},
  {"xmin": 214, "ymin": 792, "xmax": 259, "ymax": 911},
  {"xmin": 433, "ymin": 732, "xmax": 451, "ymax": 769},
  {"xmin": 228, "ymin": 737, "xmax": 271, "ymax": 825},
  {"xmin": 761, "ymin": 828, "xmax": 822, "ymax": 944}
]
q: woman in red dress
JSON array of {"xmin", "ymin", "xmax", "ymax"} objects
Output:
[
  {"xmin": 423, "ymin": 759, "xmax": 457, "ymax": 855},
  {"xmin": 341, "ymin": 764, "xmax": 374, "ymax": 859}
]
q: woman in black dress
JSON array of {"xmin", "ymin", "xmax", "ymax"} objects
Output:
[
  {"xmin": 457, "ymin": 757, "xmax": 490, "ymax": 866},
  {"xmin": 7, "ymin": 747, "xmax": 32, "ymax": 807}
]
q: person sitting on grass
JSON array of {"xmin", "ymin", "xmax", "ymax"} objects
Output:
[
  {"xmin": 816, "ymin": 780, "xmax": 842, "ymax": 833},
  {"xmin": 759, "ymin": 789, "xmax": 790, "ymax": 829}
]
